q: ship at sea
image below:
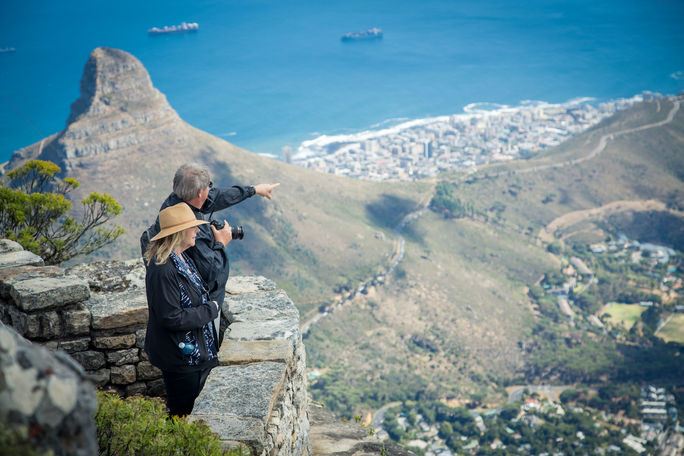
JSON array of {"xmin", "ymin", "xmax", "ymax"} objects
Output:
[
  {"xmin": 148, "ymin": 22, "xmax": 199, "ymax": 35},
  {"xmin": 341, "ymin": 28, "xmax": 383, "ymax": 41}
]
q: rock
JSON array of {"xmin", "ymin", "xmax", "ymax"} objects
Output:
[
  {"xmin": 190, "ymin": 362, "xmax": 288, "ymax": 449},
  {"xmin": 0, "ymin": 250, "xmax": 44, "ymax": 270},
  {"xmin": 146, "ymin": 378, "xmax": 166, "ymax": 396},
  {"xmin": 136, "ymin": 360, "xmax": 162, "ymax": 380},
  {"xmin": 125, "ymin": 382, "xmax": 147, "ymax": 397},
  {"xmin": 309, "ymin": 401, "xmax": 413, "ymax": 456},
  {"xmin": 6, "ymin": 305, "xmax": 40, "ymax": 338},
  {"xmin": 0, "ymin": 321, "xmax": 97, "ymax": 456},
  {"xmin": 92, "ymin": 333, "xmax": 136, "ymax": 350},
  {"xmin": 110, "ymin": 364, "xmax": 137, "ymax": 385},
  {"xmin": 219, "ymin": 339, "xmax": 293, "ymax": 365},
  {"xmin": 86, "ymin": 368, "xmax": 111, "ymax": 387},
  {"xmin": 22, "ymin": 47, "xmax": 185, "ymax": 166},
  {"xmin": 227, "ymin": 276, "xmax": 278, "ymax": 295},
  {"xmin": 8, "ymin": 275, "xmax": 90, "ymax": 312},
  {"xmin": 135, "ymin": 328, "xmax": 146, "ymax": 348},
  {"xmin": 46, "ymin": 337, "xmax": 91, "ymax": 354},
  {"xmin": 62, "ymin": 303, "xmax": 92, "ymax": 336},
  {"xmin": 106, "ymin": 348, "xmax": 139, "ymax": 366},
  {"xmin": 39, "ymin": 311, "xmax": 62, "ymax": 339},
  {"xmin": 70, "ymin": 350, "xmax": 106, "ymax": 370},
  {"xmin": 67, "ymin": 259, "xmax": 145, "ymax": 292},
  {"xmin": 0, "ymin": 265, "xmax": 63, "ymax": 299},
  {"xmin": 86, "ymin": 289, "xmax": 147, "ymax": 330},
  {"xmin": 0, "ymin": 239, "xmax": 23, "ymax": 254},
  {"xmin": 224, "ymin": 291, "xmax": 301, "ymax": 347}
]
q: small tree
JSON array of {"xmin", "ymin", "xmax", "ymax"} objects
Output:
[{"xmin": 0, "ymin": 159, "xmax": 124, "ymax": 264}]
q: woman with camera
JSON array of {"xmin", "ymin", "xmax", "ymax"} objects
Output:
[{"xmin": 143, "ymin": 202, "xmax": 220, "ymax": 417}]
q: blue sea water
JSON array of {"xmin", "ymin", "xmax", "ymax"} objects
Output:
[{"xmin": 1, "ymin": 0, "xmax": 683, "ymax": 162}]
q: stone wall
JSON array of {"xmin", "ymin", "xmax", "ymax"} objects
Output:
[
  {"xmin": 190, "ymin": 277, "xmax": 310, "ymax": 455},
  {"xmin": 0, "ymin": 321, "xmax": 98, "ymax": 455},
  {"xmin": 0, "ymin": 240, "xmax": 310, "ymax": 455}
]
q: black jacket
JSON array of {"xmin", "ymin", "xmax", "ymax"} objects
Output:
[
  {"xmin": 142, "ymin": 184, "xmax": 255, "ymax": 307},
  {"xmin": 144, "ymin": 257, "xmax": 220, "ymax": 373}
]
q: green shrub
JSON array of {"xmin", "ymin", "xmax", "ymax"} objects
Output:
[
  {"xmin": 95, "ymin": 391, "xmax": 249, "ymax": 456},
  {"xmin": 0, "ymin": 426, "xmax": 50, "ymax": 456}
]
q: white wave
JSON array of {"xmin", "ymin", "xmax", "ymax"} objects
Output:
[
  {"xmin": 296, "ymin": 114, "xmax": 451, "ymax": 155},
  {"xmin": 294, "ymin": 93, "xmax": 653, "ymax": 159},
  {"xmin": 671, "ymin": 70, "xmax": 684, "ymax": 81},
  {"xmin": 219, "ymin": 131, "xmax": 237, "ymax": 137},
  {"xmin": 370, "ymin": 117, "xmax": 410, "ymax": 128},
  {"xmin": 463, "ymin": 102, "xmax": 508, "ymax": 113},
  {"xmin": 565, "ymin": 96, "xmax": 596, "ymax": 105}
]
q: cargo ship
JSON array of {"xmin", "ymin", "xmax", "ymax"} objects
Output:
[
  {"xmin": 148, "ymin": 22, "xmax": 199, "ymax": 35},
  {"xmin": 341, "ymin": 28, "xmax": 383, "ymax": 41}
]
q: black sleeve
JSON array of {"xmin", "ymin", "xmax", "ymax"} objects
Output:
[
  {"xmin": 147, "ymin": 263, "xmax": 218, "ymax": 331},
  {"xmin": 186, "ymin": 224, "xmax": 227, "ymax": 291},
  {"xmin": 201, "ymin": 185, "xmax": 255, "ymax": 214}
]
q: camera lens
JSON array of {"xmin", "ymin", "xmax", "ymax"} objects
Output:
[{"xmin": 231, "ymin": 225, "xmax": 244, "ymax": 240}]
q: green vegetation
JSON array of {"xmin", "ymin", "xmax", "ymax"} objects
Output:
[
  {"xmin": 599, "ymin": 303, "xmax": 647, "ymax": 329},
  {"xmin": 95, "ymin": 391, "xmax": 248, "ymax": 455},
  {"xmin": 384, "ymin": 383, "xmax": 676, "ymax": 455},
  {"xmin": 658, "ymin": 314, "xmax": 684, "ymax": 344},
  {"xmin": 0, "ymin": 426, "xmax": 50, "ymax": 456},
  {"xmin": 0, "ymin": 160, "xmax": 124, "ymax": 264},
  {"xmin": 429, "ymin": 181, "xmax": 473, "ymax": 218}
]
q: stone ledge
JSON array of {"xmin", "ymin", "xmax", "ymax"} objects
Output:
[
  {"xmin": 219, "ymin": 339, "xmax": 294, "ymax": 365},
  {"xmin": 226, "ymin": 290, "xmax": 299, "ymax": 322},
  {"xmin": 226, "ymin": 276, "xmax": 277, "ymax": 295},
  {"xmin": 191, "ymin": 362, "xmax": 287, "ymax": 442},
  {"xmin": 228, "ymin": 319, "xmax": 301, "ymax": 348},
  {"xmin": 85, "ymin": 289, "xmax": 147, "ymax": 330},
  {"xmin": 0, "ymin": 266, "xmax": 64, "ymax": 299},
  {"xmin": 0, "ymin": 250, "xmax": 44, "ymax": 269},
  {"xmin": 0, "ymin": 239, "xmax": 23, "ymax": 254},
  {"xmin": 9, "ymin": 276, "xmax": 90, "ymax": 312}
]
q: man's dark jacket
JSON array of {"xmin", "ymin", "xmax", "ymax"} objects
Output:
[{"xmin": 141, "ymin": 184, "xmax": 255, "ymax": 307}]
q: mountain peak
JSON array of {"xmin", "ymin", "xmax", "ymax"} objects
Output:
[
  {"xmin": 66, "ymin": 47, "xmax": 168, "ymax": 123},
  {"xmin": 6, "ymin": 47, "xmax": 186, "ymax": 169},
  {"xmin": 57, "ymin": 47, "xmax": 183, "ymax": 160}
]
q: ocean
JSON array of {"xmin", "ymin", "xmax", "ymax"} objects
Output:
[{"xmin": 1, "ymin": 0, "xmax": 683, "ymax": 163}]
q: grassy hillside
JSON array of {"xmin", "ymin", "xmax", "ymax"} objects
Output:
[
  {"xmin": 58, "ymin": 124, "xmax": 431, "ymax": 315},
  {"xmin": 307, "ymin": 212, "xmax": 556, "ymax": 409},
  {"xmin": 9, "ymin": 89, "xmax": 682, "ymax": 418},
  {"xmin": 306, "ymin": 97, "xmax": 684, "ymax": 416}
]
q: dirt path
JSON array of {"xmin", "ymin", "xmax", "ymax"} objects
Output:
[
  {"xmin": 539, "ymin": 199, "xmax": 684, "ymax": 244},
  {"xmin": 495, "ymin": 96, "xmax": 681, "ymax": 178}
]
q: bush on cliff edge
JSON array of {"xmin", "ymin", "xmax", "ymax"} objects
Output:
[
  {"xmin": 95, "ymin": 391, "xmax": 248, "ymax": 456},
  {"xmin": 0, "ymin": 159, "xmax": 124, "ymax": 264}
]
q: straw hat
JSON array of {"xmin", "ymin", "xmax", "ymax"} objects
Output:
[{"xmin": 150, "ymin": 203, "xmax": 208, "ymax": 241}]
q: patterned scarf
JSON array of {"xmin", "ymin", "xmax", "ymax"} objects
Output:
[{"xmin": 170, "ymin": 251, "xmax": 217, "ymax": 366}]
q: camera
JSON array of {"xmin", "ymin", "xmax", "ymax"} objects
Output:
[{"xmin": 210, "ymin": 219, "xmax": 245, "ymax": 240}]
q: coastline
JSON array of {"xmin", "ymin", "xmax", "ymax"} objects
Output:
[
  {"xmin": 292, "ymin": 92, "xmax": 661, "ymax": 182},
  {"xmin": 295, "ymin": 96, "xmax": 631, "ymax": 160}
]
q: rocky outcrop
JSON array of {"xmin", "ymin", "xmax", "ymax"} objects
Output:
[
  {"xmin": 0, "ymin": 241, "xmax": 311, "ymax": 455},
  {"xmin": 0, "ymin": 322, "xmax": 98, "ymax": 456},
  {"xmin": 6, "ymin": 47, "xmax": 188, "ymax": 171},
  {"xmin": 309, "ymin": 403, "xmax": 414, "ymax": 456},
  {"xmin": 0, "ymin": 241, "xmax": 412, "ymax": 456},
  {"xmin": 190, "ymin": 279, "xmax": 310, "ymax": 455}
]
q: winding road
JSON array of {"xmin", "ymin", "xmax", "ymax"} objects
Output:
[{"xmin": 301, "ymin": 96, "xmax": 682, "ymax": 337}]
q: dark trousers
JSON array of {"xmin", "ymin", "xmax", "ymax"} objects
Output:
[{"xmin": 162, "ymin": 367, "xmax": 212, "ymax": 417}]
